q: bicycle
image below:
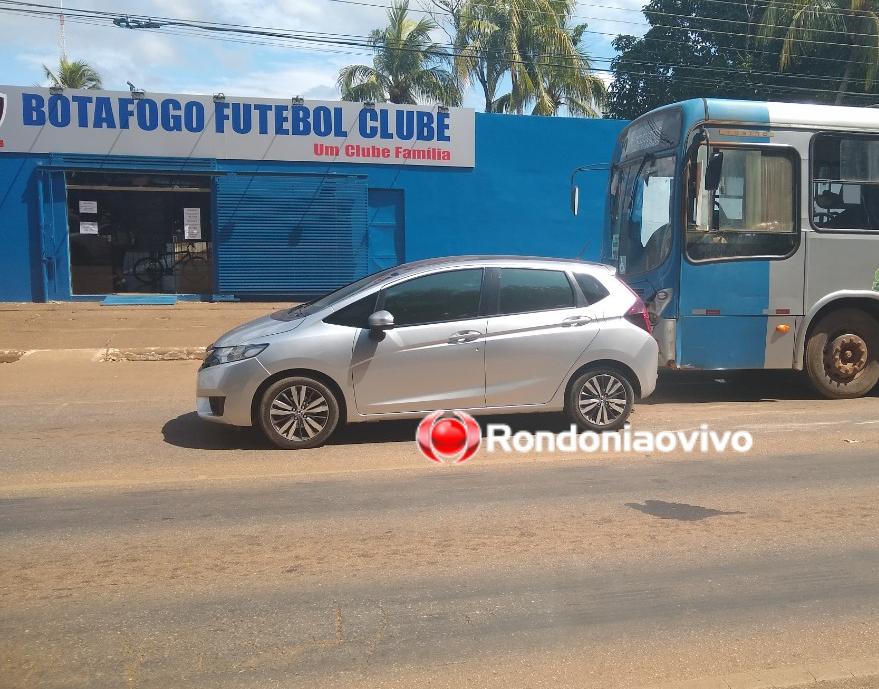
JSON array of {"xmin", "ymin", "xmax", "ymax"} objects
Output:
[{"xmin": 132, "ymin": 242, "xmax": 208, "ymax": 288}]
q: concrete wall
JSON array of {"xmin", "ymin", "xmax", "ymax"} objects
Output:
[{"xmin": 0, "ymin": 113, "xmax": 626, "ymax": 301}]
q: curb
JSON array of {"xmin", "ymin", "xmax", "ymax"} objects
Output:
[
  {"xmin": 644, "ymin": 657, "xmax": 879, "ymax": 689},
  {"xmin": 102, "ymin": 347, "xmax": 206, "ymax": 362},
  {"xmin": 0, "ymin": 348, "xmax": 206, "ymax": 363},
  {"xmin": 0, "ymin": 350, "xmax": 26, "ymax": 363}
]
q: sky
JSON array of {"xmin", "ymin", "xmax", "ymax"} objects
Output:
[{"xmin": 0, "ymin": 0, "xmax": 650, "ymax": 108}]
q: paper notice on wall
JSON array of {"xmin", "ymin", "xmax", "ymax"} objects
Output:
[
  {"xmin": 79, "ymin": 221, "xmax": 99, "ymax": 235},
  {"xmin": 79, "ymin": 200, "xmax": 98, "ymax": 214},
  {"xmin": 183, "ymin": 207, "xmax": 202, "ymax": 240}
]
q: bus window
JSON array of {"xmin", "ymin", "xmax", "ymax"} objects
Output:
[
  {"xmin": 686, "ymin": 146, "xmax": 798, "ymax": 261},
  {"xmin": 812, "ymin": 134, "xmax": 879, "ymax": 231}
]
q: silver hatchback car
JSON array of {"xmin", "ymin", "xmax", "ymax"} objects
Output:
[{"xmin": 197, "ymin": 256, "xmax": 659, "ymax": 449}]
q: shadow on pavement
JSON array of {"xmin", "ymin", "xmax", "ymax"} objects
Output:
[
  {"xmin": 626, "ymin": 499, "xmax": 744, "ymax": 521},
  {"xmin": 161, "ymin": 411, "xmax": 574, "ymax": 450},
  {"xmin": 162, "ymin": 413, "xmax": 273, "ymax": 451},
  {"xmin": 646, "ymin": 370, "xmax": 853, "ymax": 404}
]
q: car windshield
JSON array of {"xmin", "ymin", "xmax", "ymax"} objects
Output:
[
  {"xmin": 608, "ymin": 154, "xmax": 676, "ymax": 276},
  {"xmin": 270, "ymin": 266, "xmax": 402, "ymax": 321}
]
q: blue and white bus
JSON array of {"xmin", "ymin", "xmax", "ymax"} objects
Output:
[{"xmin": 576, "ymin": 99, "xmax": 879, "ymax": 398}]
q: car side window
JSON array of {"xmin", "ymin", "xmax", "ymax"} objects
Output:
[
  {"xmin": 574, "ymin": 273, "xmax": 610, "ymax": 305},
  {"xmin": 381, "ymin": 269, "xmax": 483, "ymax": 327},
  {"xmin": 324, "ymin": 293, "xmax": 378, "ymax": 328},
  {"xmin": 498, "ymin": 268, "xmax": 574, "ymax": 315}
]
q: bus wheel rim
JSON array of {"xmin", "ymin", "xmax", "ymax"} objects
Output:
[{"xmin": 826, "ymin": 334, "xmax": 868, "ymax": 380}]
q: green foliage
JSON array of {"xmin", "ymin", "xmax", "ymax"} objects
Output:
[
  {"xmin": 452, "ymin": 0, "xmax": 605, "ymax": 115},
  {"xmin": 338, "ymin": 0, "xmax": 461, "ymax": 105},
  {"xmin": 759, "ymin": 0, "xmax": 879, "ymax": 103},
  {"xmin": 607, "ymin": 0, "xmax": 879, "ymax": 119},
  {"xmin": 42, "ymin": 58, "xmax": 103, "ymax": 90}
]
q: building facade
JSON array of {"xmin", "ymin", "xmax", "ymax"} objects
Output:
[{"xmin": 0, "ymin": 86, "xmax": 625, "ymax": 301}]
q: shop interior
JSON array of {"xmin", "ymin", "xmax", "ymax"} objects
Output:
[{"xmin": 66, "ymin": 171, "xmax": 213, "ymax": 295}]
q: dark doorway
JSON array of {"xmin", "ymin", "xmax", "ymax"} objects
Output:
[{"xmin": 66, "ymin": 171, "xmax": 213, "ymax": 295}]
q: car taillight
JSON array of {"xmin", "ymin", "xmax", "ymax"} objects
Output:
[
  {"xmin": 621, "ymin": 286, "xmax": 652, "ymax": 334},
  {"xmin": 624, "ymin": 302, "xmax": 652, "ymax": 334}
]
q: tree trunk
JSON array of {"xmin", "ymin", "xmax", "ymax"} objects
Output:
[
  {"xmin": 835, "ymin": 53, "xmax": 854, "ymax": 105},
  {"xmin": 477, "ymin": 70, "xmax": 493, "ymax": 113}
]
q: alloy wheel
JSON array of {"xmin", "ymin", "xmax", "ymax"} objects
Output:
[
  {"xmin": 269, "ymin": 385, "xmax": 330, "ymax": 442},
  {"xmin": 578, "ymin": 373, "xmax": 628, "ymax": 428}
]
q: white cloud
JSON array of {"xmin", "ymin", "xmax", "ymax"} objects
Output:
[
  {"xmin": 1, "ymin": 0, "xmax": 650, "ymax": 107},
  {"xmin": 177, "ymin": 55, "xmax": 350, "ymax": 100}
]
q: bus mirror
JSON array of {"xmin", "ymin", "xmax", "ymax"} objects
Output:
[
  {"xmin": 705, "ymin": 151, "xmax": 724, "ymax": 191},
  {"xmin": 571, "ymin": 186, "xmax": 580, "ymax": 216}
]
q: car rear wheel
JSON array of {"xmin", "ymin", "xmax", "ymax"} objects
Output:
[
  {"xmin": 566, "ymin": 367, "xmax": 634, "ymax": 432},
  {"xmin": 258, "ymin": 376, "xmax": 340, "ymax": 449},
  {"xmin": 805, "ymin": 308, "xmax": 879, "ymax": 399}
]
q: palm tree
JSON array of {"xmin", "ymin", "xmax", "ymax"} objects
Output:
[
  {"xmin": 452, "ymin": 0, "xmax": 510, "ymax": 112},
  {"xmin": 759, "ymin": 0, "xmax": 879, "ymax": 104},
  {"xmin": 42, "ymin": 58, "xmax": 103, "ymax": 89},
  {"xmin": 522, "ymin": 22, "xmax": 606, "ymax": 116},
  {"xmin": 338, "ymin": 0, "xmax": 461, "ymax": 105},
  {"xmin": 454, "ymin": 0, "xmax": 605, "ymax": 116}
]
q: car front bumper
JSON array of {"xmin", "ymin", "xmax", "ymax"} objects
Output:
[{"xmin": 196, "ymin": 356, "xmax": 270, "ymax": 427}]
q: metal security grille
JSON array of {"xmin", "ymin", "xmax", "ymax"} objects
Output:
[
  {"xmin": 214, "ymin": 174, "xmax": 367, "ymax": 296},
  {"xmin": 47, "ymin": 154, "xmax": 217, "ymax": 172}
]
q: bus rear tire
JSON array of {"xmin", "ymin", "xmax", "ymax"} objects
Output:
[{"xmin": 805, "ymin": 308, "xmax": 879, "ymax": 399}]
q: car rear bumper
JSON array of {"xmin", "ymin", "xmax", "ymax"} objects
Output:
[{"xmin": 196, "ymin": 357, "xmax": 269, "ymax": 426}]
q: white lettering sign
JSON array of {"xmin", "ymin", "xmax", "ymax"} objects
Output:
[
  {"xmin": 0, "ymin": 86, "xmax": 476, "ymax": 168},
  {"xmin": 183, "ymin": 207, "xmax": 201, "ymax": 240}
]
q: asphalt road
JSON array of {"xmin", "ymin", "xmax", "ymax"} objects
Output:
[{"xmin": 1, "ymin": 353, "xmax": 878, "ymax": 689}]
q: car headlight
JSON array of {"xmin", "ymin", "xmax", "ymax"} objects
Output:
[{"xmin": 202, "ymin": 343, "xmax": 268, "ymax": 368}]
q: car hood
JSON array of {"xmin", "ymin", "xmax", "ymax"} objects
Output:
[{"xmin": 211, "ymin": 311, "xmax": 305, "ymax": 347}]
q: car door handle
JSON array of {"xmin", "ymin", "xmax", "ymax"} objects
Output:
[
  {"xmin": 449, "ymin": 330, "xmax": 482, "ymax": 344},
  {"xmin": 561, "ymin": 315, "xmax": 592, "ymax": 327}
]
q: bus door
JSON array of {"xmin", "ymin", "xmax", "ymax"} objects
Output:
[{"xmin": 677, "ymin": 142, "xmax": 804, "ymax": 369}]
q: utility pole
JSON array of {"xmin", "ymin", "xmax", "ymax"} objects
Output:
[{"xmin": 59, "ymin": 0, "xmax": 67, "ymax": 61}]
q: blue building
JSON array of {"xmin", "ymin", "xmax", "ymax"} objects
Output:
[{"xmin": 0, "ymin": 86, "xmax": 625, "ymax": 301}]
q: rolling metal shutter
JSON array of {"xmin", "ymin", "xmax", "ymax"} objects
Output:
[
  {"xmin": 46, "ymin": 154, "xmax": 217, "ymax": 172},
  {"xmin": 214, "ymin": 174, "xmax": 367, "ymax": 296}
]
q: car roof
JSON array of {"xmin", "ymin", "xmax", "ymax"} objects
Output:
[{"xmin": 388, "ymin": 255, "xmax": 616, "ymax": 276}]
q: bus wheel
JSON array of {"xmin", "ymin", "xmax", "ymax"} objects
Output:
[{"xmin": 805, "ymin": 308, "xmax": 879, "ymax": 399}]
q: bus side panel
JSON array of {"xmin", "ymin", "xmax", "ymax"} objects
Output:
[
  {"xmin": 677, "ymin": 315, "xmax": 769, "ymax": 369},
  {"xmin": 678, "ymin": 259, "xmax": 771, "ymax": 316},
  {"xmin": 804, "ymin": 231, "xmax": 879, "ymax": 311},
  {"xmin": 677, "ymin": 260, "xmax": 771, "ymax": 368}
]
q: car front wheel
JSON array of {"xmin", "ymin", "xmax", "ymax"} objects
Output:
[
  {"xmin": 258, "ymin": 376, "xmax": 340, "ymax": 449},
  {"xmin": 566, "ymin": 367, "xmax": 635, "ymax": 432}
]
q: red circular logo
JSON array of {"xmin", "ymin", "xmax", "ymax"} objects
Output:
[{"xmin": 416, "ymin": 411, "xmax": 482, "ymax": 463}]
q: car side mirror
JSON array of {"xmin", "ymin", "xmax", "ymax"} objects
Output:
[
  {"xmin": 570, "ymin": 186, "xmax": 579, "ymax": 216},
  {"xmin": 705, "ymin": 151, "xmax": 724, "ymax": 192},
  {"xmin": 368, "ymin": 310, "xmax": 395, "ymax": 330}
]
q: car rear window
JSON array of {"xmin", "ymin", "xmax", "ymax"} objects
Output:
[{"xmin": 574, "ymin": 273, "xmax": 610, "ymax": 305}]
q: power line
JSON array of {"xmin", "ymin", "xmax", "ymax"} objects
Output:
[
  {"xmin": 2, "ymin": 1, "xmax": 876, "ymax": 102},
  {"xmin": 4, "ymin": 0, "xmax": 879, "ymax": 54},
  {"xmin": 3, "ymin": 0, "xmax": 877, "ymax": 73}
]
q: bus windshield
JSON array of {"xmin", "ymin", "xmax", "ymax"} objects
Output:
[
  {"xmin": 609, "ymin": 155, "xmax": 676, "ymax": 276},
  {"xmin": 606, "ymin": 106, "xmax": 682, "ymax": 276}
]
